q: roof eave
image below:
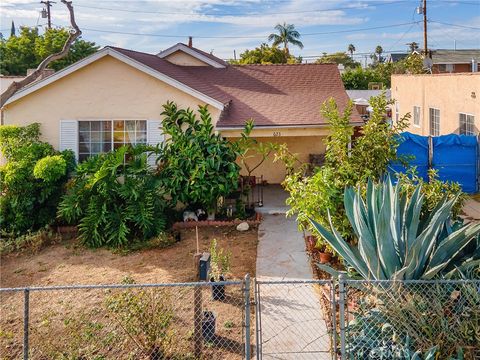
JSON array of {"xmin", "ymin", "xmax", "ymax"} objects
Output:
[
  {"xmin": 3, "ymin": 47, "xmax": 226, "ymax": 110},
  {"xmin": 157, "ymin": 43, "xmax": 227, "ymax": 69}
]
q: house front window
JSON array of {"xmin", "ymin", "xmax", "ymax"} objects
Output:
[
  {"xmin": 459, "ymin": 113, "xmax": 475, "ymax": 135},
  {"xmin": 429, "ymin": 108, "xmax": 440, "ymax": 136},
  {"xmin": 78, "ymin": 120, "xmax": 147, "ymax": 161},
  {"xmin": 413, "ymin": 106, "xmax": 421, "ymax": 127}
]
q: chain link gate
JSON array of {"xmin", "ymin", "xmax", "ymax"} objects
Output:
[{"xmin": 254, "ymin": 279, "xmax": 337, "ymax": 359}]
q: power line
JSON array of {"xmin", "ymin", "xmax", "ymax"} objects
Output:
[
  {"xmin": 80, "ymin": 21, "xmax": 420, "ymax": 39},
  {"xmin": 72, "ymin": 1, "xmax": 410, "ymax": 16},
  {"xmin": 428, "ymin": 20, "xmax": 480, "ymax": 30}
]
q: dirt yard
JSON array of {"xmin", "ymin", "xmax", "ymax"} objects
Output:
[{"xmin": 0, "ymin": 226, "xmax": 258, "ymax": 359}]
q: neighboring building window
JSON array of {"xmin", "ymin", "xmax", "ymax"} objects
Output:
[
  {"xmin": 459, "ymin": 113, "xmax": 475, "ymax": 135},
  {"xmin": 438, "ymin": 64, "xmax": 455, "ymax": 73},
  {"xmin": 413, "ymin": 106, "xmax": 421, "ymax": 127},
  {"xmin": 429, "ymin": 108, "xmax": 440, "ymax": 136},
  {"xmin": 78, "ymin": 120, "xmax": 147, "ymax": 161}
]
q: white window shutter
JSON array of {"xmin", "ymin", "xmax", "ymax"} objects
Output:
[
  {"xmin": 146, "ymin": 119, "xmax": 163, "ymax": 167},
  {"xmin": 59, "ymin": 120, "xmax": 78, "ymax": 161}
]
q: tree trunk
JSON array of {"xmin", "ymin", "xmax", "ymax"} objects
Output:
[{"xmin": 0, "ymin": 0, "xmax": 81, "ymax": 108}]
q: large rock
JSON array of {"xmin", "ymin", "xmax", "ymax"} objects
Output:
[{"xmin": 236, "ymin": 222, "xmax": 249, "ymax": 231}]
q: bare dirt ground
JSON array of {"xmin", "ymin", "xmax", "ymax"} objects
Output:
[{"xmin": 0, "ymin": 226, "xmax": 258, "ymax": 360}]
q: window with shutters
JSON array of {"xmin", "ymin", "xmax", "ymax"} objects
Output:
[
  {"xmin": 459, "ymin": 113, "xmax": 475, "ymax": 135},
  {"xmin": 429, "ymin": 108, "xmax": 440, "ymax": 136},
  {"xmin": 413, "ymin": 106, "xmax": 421, "ymax": 127},
  {"xmin": 78, "ymin": 120, "xmax": 147, "ymax": 161}
]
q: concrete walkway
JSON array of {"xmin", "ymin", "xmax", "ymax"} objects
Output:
[{"xmin": 255, "ymin": 186, "xmax": 331, "ymax": 359}]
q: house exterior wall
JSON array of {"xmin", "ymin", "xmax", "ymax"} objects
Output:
[
  {"xmin": 391, "ymin": 73, "xmax": 479, "ymax": 136},
  {"xmin": 2, "ymin": 55, "xmax": 222, "ymax": 150},
  {"xmin": 432, "ymin": 63, "xmax": 472, "ymax": 74},
  {"xmin": 163, "ymin": 50, "xmax": 210, "ymax": 66},
  {"xmin": 230, "ymin": 135, "xmax": 327, "ymax": 184}
]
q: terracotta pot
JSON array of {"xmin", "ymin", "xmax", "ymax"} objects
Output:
[{"xmin": 318, "ymin": 252, "xmax": 332, "ymax": 264}]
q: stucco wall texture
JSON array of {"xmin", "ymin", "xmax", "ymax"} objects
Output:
[{"xmin": 391, "ymin": 73, "xmax": 479, "ymax": 136}]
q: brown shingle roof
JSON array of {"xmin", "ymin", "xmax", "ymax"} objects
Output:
[{"xmin": 108, "ymin": 46, "xmax": 360, "ymax": 127}]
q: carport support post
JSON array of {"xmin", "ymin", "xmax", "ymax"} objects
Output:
[
  {"xmin": 244, "ymin": 274, "xmax": 251, "ymax": 360},
  {"xmin": 23, "ymin": 288, "xmax": 29, "ymax": 360},
  {"xmin": 193, "ymin": 253, "xmax": 203, "ymax": 357},
  {"xmin": 338, "ymin": 275, "xmax": 346, "ymax": 360}
]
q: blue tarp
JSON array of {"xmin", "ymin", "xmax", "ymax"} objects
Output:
[
  {"xmin": 390, "ymin": 132, "xmax": 478, "ymax": 193},
  {"xmin": 390, "ymin": 132, "xmax": 429, "ymax": 181},
  {"xmin": 432, "ymin": 134, "xmax": 478, "ymax": 194}
]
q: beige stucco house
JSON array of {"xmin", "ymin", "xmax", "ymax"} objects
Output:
[
  {"xmin": 1, "ymin": 43, "xmax": 361, "ymax": 183},
  {"xmin": 391, "ymin": 73, "xmax": 479, "ymax": 137}
]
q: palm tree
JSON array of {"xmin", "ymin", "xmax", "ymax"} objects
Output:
[
  {"xmin": 375, "ymin": 45, "xmax": 383, "ymax": 62},
  {"xmin": 406, "ymin": 41, "xmax": 419, "ymax": 53},
  {"xmin": 268, "ymin": 23, "xmax": 304, "ymax": 55},
  {"xmin": 347, "ymin": 44, "xmax": 356, "ymax": 58}
]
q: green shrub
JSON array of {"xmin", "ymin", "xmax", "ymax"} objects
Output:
[
  {"xmin": 33, "ymin": 155, "xmax": 67, "ymax": 182},
  {"xmin": 0, "ymin": 123, "xmax": 74, "ymax": 235},
  {"xmin": 159, "ymin": 102, "xmax": 246, "ymax": 212},
  {"xmin": 105, "ymin": 278, "xmax": 176, "ymax": 358},
  {"xmin": 58, "ymin": 145, "xmax": 167, "ymax": 248},
  {"xmin": 279, "ymin": 93, "xmax": 409, "ymax": 245},
  {"xmin": 397, "ymin": 168, "xmax": 466, "ymax": 219}
]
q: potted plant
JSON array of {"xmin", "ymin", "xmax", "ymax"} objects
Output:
[
  {"xmin": 209, "ymin": 239, "xmax": 231, "ymax": 301},
  {"xmin": 317, "ymin": 244, "xmax": 333, "ymax": 264}
]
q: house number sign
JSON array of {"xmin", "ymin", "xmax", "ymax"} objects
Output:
[{"xmin": 273, "ymin": 131, "xmax": 282, "ymax": 137}]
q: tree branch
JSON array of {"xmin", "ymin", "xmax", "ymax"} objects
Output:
[{"xmin": 0, "ymin": 0, "xmax": 81, "ymax": 108}]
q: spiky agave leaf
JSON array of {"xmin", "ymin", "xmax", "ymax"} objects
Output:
[{"xmin": 311, "ymin": 177, "xmax": 480, "ymax": 280}]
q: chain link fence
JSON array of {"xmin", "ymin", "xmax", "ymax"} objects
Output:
[
  {"xmin": 339, "ymin": 278, "xmax": 480, "ymax": 360},
  {"xmin": 2, "ymin": 277, "xmax": 479, "ymax": 360},
  {"xmin": 254, "ymin": 279, "xmax": 334, "ymax": 359},
  {"xmin": 0, "ymin": 278, "xmax": 250, "ymax": 360}
]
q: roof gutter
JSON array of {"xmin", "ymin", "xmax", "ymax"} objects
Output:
[{"xmin": 216, "ymin": 122, "xmax": 364, "ymax": 131}]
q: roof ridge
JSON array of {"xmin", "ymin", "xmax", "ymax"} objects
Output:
[{"xmin": 232, "ymin": 63, "xmax": 337, "ymax": 67}]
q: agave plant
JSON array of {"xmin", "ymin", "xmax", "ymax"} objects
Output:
[{"xmin": 311, "ymin": 177, "xmax": 480, "ymax": 280}]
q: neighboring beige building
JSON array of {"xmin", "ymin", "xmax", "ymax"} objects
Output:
[
  {"xmin": 1, "ymin": 42, "xmax": 361, "ymax": 184},
  {"xmin": 391, "ymin": 73, "xmax": 479, "ymax": 136}
]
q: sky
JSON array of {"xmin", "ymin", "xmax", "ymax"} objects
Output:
[{"xmin": 0, "ymin": 0, "xmax": 479, "ymax": 62}]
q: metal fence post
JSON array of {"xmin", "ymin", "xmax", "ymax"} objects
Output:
[
  {"xmin": 338, "ymin": 275, "xmax": 346, "ymax": 360},
  {"xmin": 244, "ymin": 274, "xmax": 251, "ymax": 360},
  {"xmin": 23, "ymin": 288, "xmax": 30, "ymax": 360},
  {"xmin": 330, "ymin": 280, "xmax": 338, "ymax": 357},
  {"xmin": 253, "ymin": 278, "xmax": 261, "ymax": 360}
]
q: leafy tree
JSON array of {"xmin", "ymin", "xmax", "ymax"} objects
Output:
[
  {"xmin": 347, "ymin": 44, "xmax": 356, "ymax": 58},
  {"xmin": 279, "ymin": 93, "xmax": 410, "ymax": 242},
  {"xmin": 0, "ymin": 27, "xmax": 98, "ymax": 76},
  {"xmin": 341, "ymin": 55, "xmax": 425, "ymax": 89},
  {"xmin": 374, "ymin": 45, "xmax": 384, "ymax": 62},
  {"xmin": 268, "ymin": 23, "xmax": 303, "ymax": 55},
  {"xmin": 341, "ymin": 66, "xmax": 390, "ymax": 89},
  {"xmin": 159, "ymin": 102, "xmax": 245, "ymax": 212},
  {"xmin": 407, "ymin": 41, "xmax": 419, "ymax": 53},
  {"xmin": 0, "ymin": 123, "xmax": 75, "ymax": 235},
  {"xmin": 316, "ymin": 52, "xmax": 361, "ymax": 69},
  {"xmin": 230, "ymin": 43, "xmax": 301, "ymax": 64}
]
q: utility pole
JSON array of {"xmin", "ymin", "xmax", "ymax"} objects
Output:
[
  {"xmin": 41, "ymin": 1, "xmax": 55, "ymax": 29},
  {"xmin": 423, "ymin": 0, "xmax": 428, "ymax": 57}
]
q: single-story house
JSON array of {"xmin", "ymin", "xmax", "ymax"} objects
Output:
[
  {"xmin": 1, "ymin": 42, "xmax": 361, "ymax": 183},
  {"xmin": 386, "ymin": 49, "xmax": 479, "ymax": 74}
]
